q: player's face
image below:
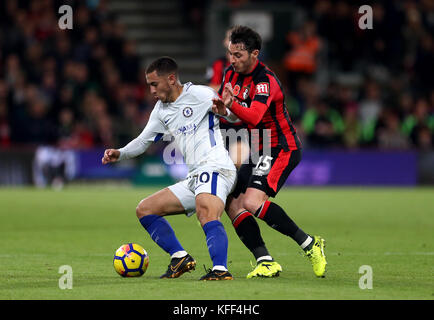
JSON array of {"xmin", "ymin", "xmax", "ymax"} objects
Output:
[
  {"xmin": 228, "ymin": 41, "xmax": 259, "ymax": 74},
  {"xmin": 146, "ymin": 71, "xmax": 173, "ymax": 103}
]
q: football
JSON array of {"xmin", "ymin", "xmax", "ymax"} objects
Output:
[{"xmin": 113, "ymin": 243, "xmax": 149, "ymax": 277}]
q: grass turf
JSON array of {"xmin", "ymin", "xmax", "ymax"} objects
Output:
[{"xmin": 0, "ymin": 186, "xmax": 432, "ymax": 300}]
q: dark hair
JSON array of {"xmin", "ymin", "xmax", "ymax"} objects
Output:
[
  {"xmin": 145, "ymin": 56, "xmax": 178, "ymax": 76},
  {"xmin": 229, "ymin": 25, "xmax": 262, "ymax": 52}
]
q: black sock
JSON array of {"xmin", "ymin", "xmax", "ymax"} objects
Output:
[
  {"xmin": 232, "ymin": 210, "xmax": 272, "ymax": 261},
  {"xmin": 255, "ymin": 201, "xmax": 310, "ymax": 247}
]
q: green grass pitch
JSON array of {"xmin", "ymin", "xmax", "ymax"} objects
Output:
[{"xmin": 0, "ymin": 186, "xmax": 432, "ymax": 300}]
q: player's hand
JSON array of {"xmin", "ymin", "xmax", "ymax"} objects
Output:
[
  {"xmin": 221, "ymin": 83, "xmax": 234, "ymax": 109},
  {"xmin": 102, "ymin": 149, "xmax": 120, "ymax": 164},
  {"xmin": 212, "ymin": 83, "xmax": 234, "ymax": 116},
  {"xmin": 212, "ymin": 97, "xmax": 228, "ymax": 116}
]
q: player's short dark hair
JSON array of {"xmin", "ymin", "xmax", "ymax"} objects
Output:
[
  {"xmin": 229, "ymin": 25, "xmax": 262, "ymax": 53},
  {"xmin": 145, "ymin": 56, "xmax": 178, "ymax": 76}
]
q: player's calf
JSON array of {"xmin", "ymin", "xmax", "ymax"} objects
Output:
[
  {"xmin": 195, "ymin": 196, "xmax": 224, "ymax": 227},
  {"xmin": 253, "ymin": 200, "xmax": 312, "ymax": 248},
  {"xmin": 196, "ymin": 193, "xmax": 232, "ymax": 279},
  {"xmin": 135, "ymin": 188, "xmax": 191, "ymax": 269}
]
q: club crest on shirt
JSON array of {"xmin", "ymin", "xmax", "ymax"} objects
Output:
[
  {"xmin": 182, "ymin": 106, "xmax": 193, "ymax": 117},
  {"xmin": 242, "ymin": 86, "xmax": 250, "ymax": 100}
]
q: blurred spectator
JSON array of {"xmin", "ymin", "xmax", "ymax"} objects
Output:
[
  {"xmin": 376, "ymin": 109, "xmax": 410, "ymax": 150},
  {"xmin": 342, "ymin": 105, "xmax": 361, "ymax": 149},
  {"xmin": 358, "ymin": 81, "xmax": 383, "ymax": 145},
  {"xmin": 119, "ymin": 40, "xmax": 140, "ymax": 83},
  {"xmin": 396, "ymin": 92, "xmax": 414, "ymax": 121},
  {"xmin": 316, "ymin": 0, "xmax": 355, "ymax": 71},
  {"xmin": 0, "ymin": 100, "xmax": 10, "ymax": 147},
  {"xmin": 114, "ymin": 101, "xmax": 143, "ymax": 146},
  {"xmin": 0, "ymin": 80, "xmax": 10, "ymax": 147},
  {"xmin": 283, "ymin": 20, "xmax": 321, "ymax": 98},
  {"xmin": 301, "ymin": 99, "xmax": 344, "ymax": 148},
  {"xmin": 180, "ymin": 0, "xmax": 206, "ymax": 29},
  {"xmin": 402, "ymin": 98, "xmax": 434, "ymax": 147},
  {"xmin": 358, "ymin": 81, "xmax": 382, "ymax": 128},
  {"xmin": 22, "ymin": 95, "xmax": 57, "ymax": 145},
  {"xmin": 207, "ymin": 29, "xmax": 231, "ymax": 92},
  {"xmin": 411, "ymin": 125, "xmax": 433, "ymax": 151},
  {"xmin": 413, "ymin": 33, "xmax": 434, "ymax": 96},
  {"xmin": 33, "ymin": 145, "xmax": 76, "ymax": 189}
]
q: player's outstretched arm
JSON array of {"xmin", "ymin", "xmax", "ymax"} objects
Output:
[{"xmin": 102, "ymin": 149, "xmax": 120, "ymax": 164}]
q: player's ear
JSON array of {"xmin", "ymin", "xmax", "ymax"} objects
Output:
[
  {"xmin": 251, "ymin": 49, "xmax": 259, "ymax": 59},
  {"xmin": 167, "ymin": 73, "xmax": 177, "ymax": 85}
]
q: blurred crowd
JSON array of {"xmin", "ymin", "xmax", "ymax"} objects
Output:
[
  {"xmin": 283, "ymin": 0, "xmax": 434, "ymax": 151},
  {"xmin": 211, "ymin": 0, "xmax": 434, "ymax": 151},
  {"xmin": 1, "ymin": 0, "xmax": 433, "ymax": 153},
  {"xmin": 0, "ymin": 0, "xmax": 152, "ymax": 150}
]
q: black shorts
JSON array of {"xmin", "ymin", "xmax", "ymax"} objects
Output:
[{"xmin": 231, "ymin": 148, "xmax": 301, "ymax": 198}]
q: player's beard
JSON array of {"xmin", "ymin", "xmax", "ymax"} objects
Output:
[
  {"xmin": 234, "ymin": 56, "xmax": 255, "ymax": 74},
  {"xmin": 157, "ymin": 88, "xmax": 171, "ymax": 103}
]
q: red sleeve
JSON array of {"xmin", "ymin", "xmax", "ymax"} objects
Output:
[
  {"xmin": 229, "ymin": 99, "xmax": 269, "ymax": 127},
  {"xmin": 229, "ymin": 80, "xmax": 273, "ymax": 127}
]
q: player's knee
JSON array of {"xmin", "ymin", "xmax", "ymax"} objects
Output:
[
  {"xmin": 196, "ymin": 204, "xmax": 216, "ymax": 226},
  {"xmin": 242, "ymin": 197, "xmax": 262, "ymax": 214},
  {"xmin": 196, "ymin": 202, "xmax": 208, "ymax": 216},
  {"xmin": 135, "ymin": 200, "xmax": 153, "ymax": 219},
  {"xmin": 197, "ymin": 212, "xmax": 219, "ymax": 227},
  {"xmin": 225, "ymin": 201, "xmax": 241, "ymax": 221}
]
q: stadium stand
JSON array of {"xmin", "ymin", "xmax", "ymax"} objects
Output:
[{"xmin": 0, "ymin": 0, "xmax": 432, "ymax": 186}]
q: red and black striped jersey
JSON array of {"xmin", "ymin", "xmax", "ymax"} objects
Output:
[{"xmin": 218, "ymin": 60, "xmax": 302, "ymax": 152}]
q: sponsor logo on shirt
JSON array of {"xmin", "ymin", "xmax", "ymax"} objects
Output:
[
  {"xmin": 233, "ymin": 84, "xmax": 241, "ymax": 96},
  {"xmin": 176, "ymin": 123, "xmax": 197, "ymax": 135},
  {"xmin": 255, "ymin": 82, "xmax": 269, "ymax": 96}
]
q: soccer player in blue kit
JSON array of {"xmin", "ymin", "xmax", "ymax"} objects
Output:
[{"xmin": 102, "ymin": 57, "xmax": 239, "ymax": 280}]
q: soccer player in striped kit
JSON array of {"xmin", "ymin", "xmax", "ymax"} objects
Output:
[{"xmin": 213, "ymin": 26, "xmax": 327, "ymax": 278}]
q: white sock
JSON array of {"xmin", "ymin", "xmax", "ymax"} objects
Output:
[
  {"xmin": 300, "ymin": 236, "xmax": 313, "ymax": 250},
  {"xmin": 212, "ymin": 265, "xmax": 227, "ymax": 272},
  {"xmin": 171, "ymin": 250, "xmax": 188, "ymax": 259},
  {"xmin": 256, "ymin": 255, "xmax": 273, "ymax": 263}
]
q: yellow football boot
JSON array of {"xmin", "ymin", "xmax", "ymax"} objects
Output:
[
  {"xmin": 305, "ymin": 236, "xmax": 327, "ymax": 277},
  {"xmin": 246, "ymin": 261, "xmax": 282, "ymax": 279}
]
